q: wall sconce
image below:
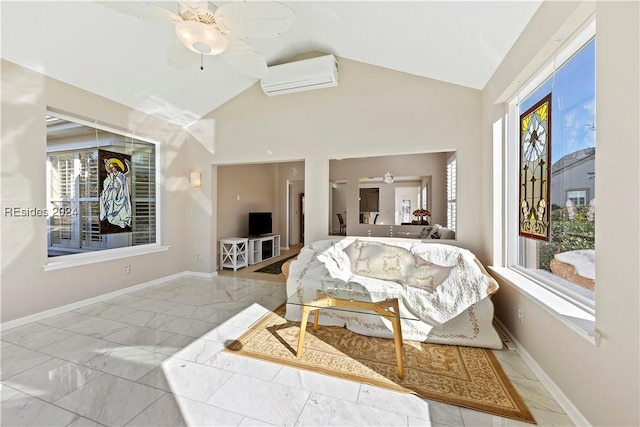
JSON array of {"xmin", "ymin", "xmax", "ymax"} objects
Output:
[
  {"xmin": 383, "ymin": 171, "xmax": 395, "ymax": 184},
  {"xmin": 190, "ymin": 170, "xmax": 202, "ymax": 188}
]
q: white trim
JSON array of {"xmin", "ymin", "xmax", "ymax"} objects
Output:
[
  {"xmin": 183, "ymin": 271, "xmax": 218, "ymax": 278},
  {"xmin": 44, "ymin": 244, "xmax": 171, "ymax": 271},
  {"xmin": 46, "ymin": 109, "xmax": 160, "ymax": 145},
  {"xmin": 493, "ymin": 318, "xmax": 592, "ymax": 427},
  {"xmin": 286, "ymin": 180, "xmax": 292, "ymax": 248},
  {"xmin": 155, "ymin": 133, "xmax": 163, "ymax": 247},
  {"xmin": 513, "ymin": 20, "xmax": 596, "ymax": 104},
  {"xmin": 489, "ymin": 266, "xmax": 600, "ymax": 346},
  {"xmin": 0, "ymin": 270, "xmax": 196, "ymax": 331}
]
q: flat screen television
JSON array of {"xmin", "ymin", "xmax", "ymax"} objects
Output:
[{"xmin": 248, "ymin": 212, "xmax": 272, "ymax": 237}]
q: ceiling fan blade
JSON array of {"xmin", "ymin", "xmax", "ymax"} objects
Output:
[
  {"xmin": 166, "ymin": 38, "xmax": 199, "ymax": 69},
  {"xmin": 221, "ymin": 38, "xmax": 268, "ymax": 79},
  {"xmin": 95, "ymin": 1, "xmax": 182, "ymax": 24},
  {"xmin": 214, "ymin": 1, "xmax": 295, "ymax": 39}
]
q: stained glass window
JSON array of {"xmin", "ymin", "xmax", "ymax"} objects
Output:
[{"xmin": 519, "ymin": 93, "xmax": 551, "ymax": 241}]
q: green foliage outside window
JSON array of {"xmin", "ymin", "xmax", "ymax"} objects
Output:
[{"xmin": 538, "ymin": 205, "xmax": 595, "ymax": 272}]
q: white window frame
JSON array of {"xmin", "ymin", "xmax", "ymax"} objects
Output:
[
  {"xmin": 493, "ymin": 20, "xmax": 600, "ymax": 345},
  {"xmin": 44, "ymin": 110, "xmax": 168, "ymax": 271},
  {"xmin": 506, "ymin": 23, "xmax": 596, "ymax": 311},
  {"xmin": 446, "ymin": 153, "xmax": 457, "ymax": 231}
]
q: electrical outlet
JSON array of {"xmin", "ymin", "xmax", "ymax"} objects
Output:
[
  {"xmin": 517, "ymin": 305, "xmax": 524, "ymax": 322},
  {"xmin": 197, "ymin": 254, "xmax": 202, "ymax": 262},
  {"xmin": 124, "ymin": 265, "xmax": 131, "ymax": 275}
]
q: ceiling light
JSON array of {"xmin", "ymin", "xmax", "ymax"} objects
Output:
[
  {"xmin": 383, "ymin": 172, "xmax": 395, "ymax": 184},
  {"xmin": 175, "ymin": 21, "xmax": 228, "ymax": 55}
]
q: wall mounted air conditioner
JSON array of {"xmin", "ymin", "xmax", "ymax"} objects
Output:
[{"xmin": 260, "ymin": 54, "xmax": 339, "ymax": 96}]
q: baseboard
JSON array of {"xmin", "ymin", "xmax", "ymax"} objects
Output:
[
  {"xmin": 184, "ymin": 271, "xmax": 218, "ymax": 278},
  {"xmin": 0, "ymin": 270, "xmax": 213, "ymax": 332},
  {"xmin": 493, "ymin": 320, "xmax": 516, "ymax": 350},
  {"xmin": 493, "ymin": 319, "xmax": 591, "ymax": 427}
]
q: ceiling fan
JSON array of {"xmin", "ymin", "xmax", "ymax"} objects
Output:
[{"xmin": 97, "ymin": 0, "xmax": 295, "ymax": 78}]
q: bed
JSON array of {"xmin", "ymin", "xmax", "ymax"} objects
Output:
[{"xmin": 284, "ymin": 237, "xmax": 503, "ymax": 349}]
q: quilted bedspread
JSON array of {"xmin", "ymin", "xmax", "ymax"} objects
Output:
[{"xmin": 286, "ymin": 237, "xmax": 502, "ymax": 349}]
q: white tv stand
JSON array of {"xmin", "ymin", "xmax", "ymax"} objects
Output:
[{"xmin": 248, "ymin": 234, "xmax": 280, "ymax": 265}]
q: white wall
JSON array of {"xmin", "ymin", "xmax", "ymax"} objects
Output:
[
  {"xmin": 1, "ymin": 60, "xmax": 193, "ymax": 322},
  {"xmin": 202, "ymin": 60, "xmax": 480, "ymax": 251},
  {"xmin": 481, "ymin": 2, "xmax": 639, "ymax": 425}
]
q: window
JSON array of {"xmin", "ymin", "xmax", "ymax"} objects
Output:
[
  {"xmin": 508, "ymin": 33, "xmax": 596, "ymax": 307},
  {"xmin": 566, "ymin": 190, "xmax": 588, "ymax": 206},
  {"xmin": 46, "ymin": 113, "xmax": 158, "ymax": 258},
  {"xmin": 446, "ymin": 153, "xmax": 457, "ymax": 231}
]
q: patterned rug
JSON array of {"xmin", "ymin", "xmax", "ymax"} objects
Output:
[
  {"xmin": 254, "ymin": 255, "xmax": 298, "ymax": 274},
  {"xmin": 225, "ymin": 305, "xmax": 536, "ymax": 424}
]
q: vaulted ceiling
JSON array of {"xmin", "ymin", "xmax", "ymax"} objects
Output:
[{"xmin": 1, "ymin": 1, "xmax": 542, "ymax": 127}]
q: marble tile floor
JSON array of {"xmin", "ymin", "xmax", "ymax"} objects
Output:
[{"xmin": 1, "ymin": 275, "xmax": 575, "ymax": 426}]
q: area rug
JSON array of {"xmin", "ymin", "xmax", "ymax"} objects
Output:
[
  {"xmin": 225, "ymin": 305, "xmax": 536, "ymax": 424},
  {"xmin": 254, "ymin": 254, "xmax": 298, "ymax": 274}
]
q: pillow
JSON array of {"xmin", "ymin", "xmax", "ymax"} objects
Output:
[
  {"xmin": 418, "ymin": 226, "xmax": 433, "ymax": 239},
  {"xmin": 428, "ymin": 224, "xmax": 443, "ymax": 239},
  {"xmin": 438, "ymin": 228, "xmax": 456, "ymax": 240},
  {"xmin": 343, "ymin": 240, "xmax": 452, "ymax": 292}
]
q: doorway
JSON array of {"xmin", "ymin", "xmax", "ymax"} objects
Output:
[
  {"xmin": 300, "ymin": 193, "xmax": 305, "ymax": 243},
  {"xmin": 287, "ymin": 179, "xmax": 305, "ymax": 248}
]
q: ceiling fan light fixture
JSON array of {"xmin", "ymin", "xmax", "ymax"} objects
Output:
[{"xmin": 175, "ymin": 21, "xmax": 228, "ymax": 55}]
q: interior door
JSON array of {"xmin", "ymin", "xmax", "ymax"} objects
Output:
[{"xmin": 300, "ymin": 193, "xmax": 305, "ymax": 243}]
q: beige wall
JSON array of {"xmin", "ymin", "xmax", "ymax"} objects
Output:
[
  {"xmin": 1, "ymin": 60, "xmax": 193, "ymax": 322},
  {"xmin": 202, "ymin": 56, "xmax": 483, "ymax": 255},
  {"xmin": 482, "ymin": 2, "xmax": 639, "ymax": 426},
  {"xmin": 217, "ymin": 163, "xmax": 278, "ymax": 240},
  {"xmin": 214, "ymin": 161, "xmax": 304, "ymax": 256}
]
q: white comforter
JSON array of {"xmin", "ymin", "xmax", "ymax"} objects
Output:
[{"xmin": 286, "ymin": 237, "xmax": 502, "ymax": 349}]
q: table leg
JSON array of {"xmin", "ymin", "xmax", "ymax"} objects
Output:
[
  {"xmin": 389, "ymin": 299, "xmax": 404, "ymax": 379},
  {"xmin": 390, "ymin": 316, "xmax": 404, "ymax": 379},
  {"xmin": 296, "ymin": 305, "xmax": 313, "ymax": 359},
  {"xmin": 296, "ymin": 294, "xmax": 405, "ymax": 379}
]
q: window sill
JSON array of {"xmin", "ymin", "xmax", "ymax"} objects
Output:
[
  {"xmin": 44, "ymin": 245, "xmax": 170, "ymax": 271},
  {"xmin": 488, "ymin": 266, "xmax": 600, "ymax": 346}
]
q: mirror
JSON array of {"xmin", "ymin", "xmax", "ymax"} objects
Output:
[
  {"xmin": 358, "ymin": 176, "xmax": 431, "ymax": 225},
  {"xmin": 329, "ymin": 152, "xmax": 456, "ymax": 239}
]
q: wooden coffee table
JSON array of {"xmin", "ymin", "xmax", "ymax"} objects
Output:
[{"xmin": 287, "ymin": 288, "xmax": 416, "ymax": 379}]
